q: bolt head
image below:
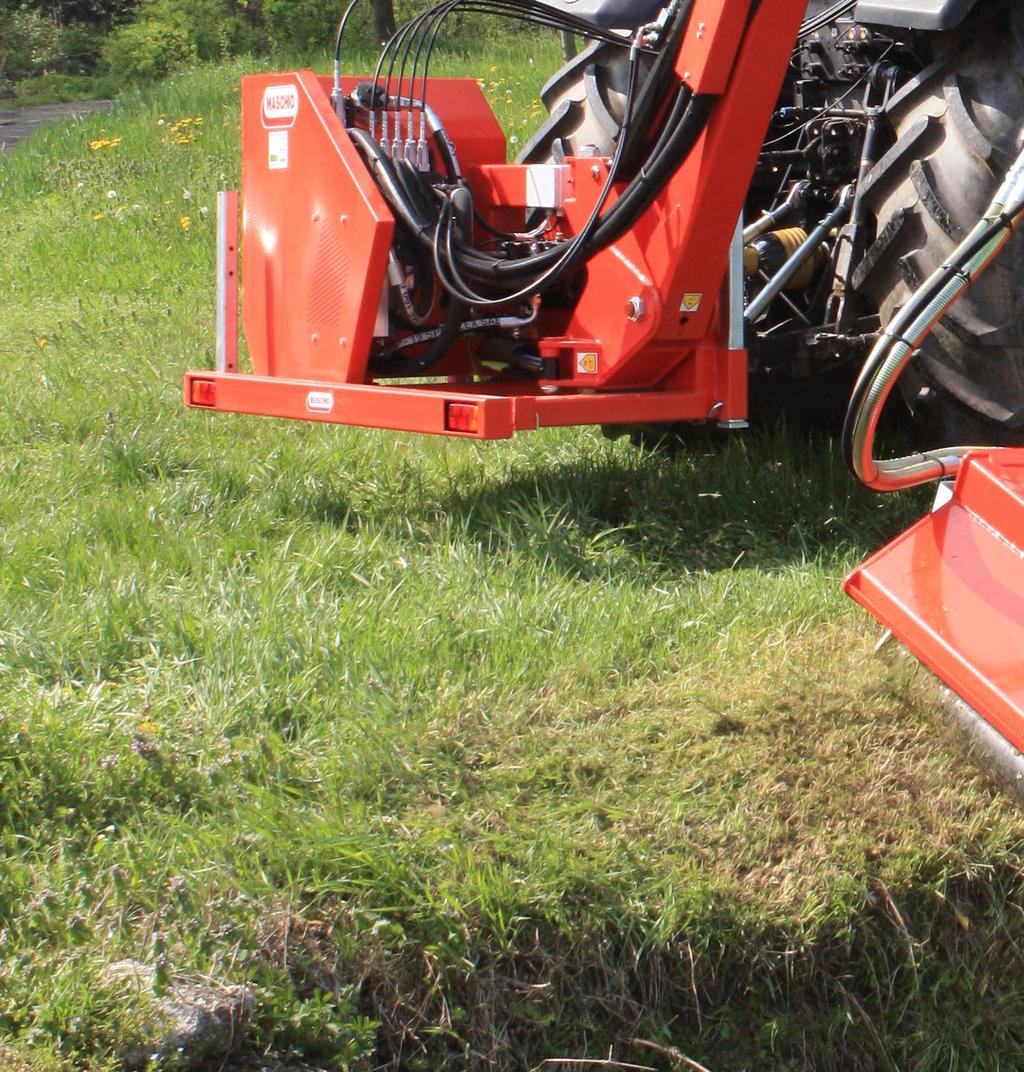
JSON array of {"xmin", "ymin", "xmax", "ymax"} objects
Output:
[{"xmin": 626, "ymin": 296, "xmax": 647, "ymax": 322}]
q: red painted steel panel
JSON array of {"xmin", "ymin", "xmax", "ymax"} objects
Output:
[
  {"xmin": 846, "ymin": 450, "xmax": 1024, "ymax": 751},
  {"xmin": 675, "ymin": 0, "xmax": 750, "ymax": 93},
  {"xmin": 241, "ymin": 72, "xmax": 394, "ymax": 384}
]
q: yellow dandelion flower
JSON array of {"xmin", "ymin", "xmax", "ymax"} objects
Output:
[
  {"xmin": 137, "ymin": 720, "xmax": 159, "ymax": 735},
  {"xmin": 92, "ymin": 212, "xmax": 104, "ymax": 222},
  {"xmin": 36, "ymin": 338, "xmax": 48, "ymax": 350},
  {"xmin": 180, "ymin": 215, "xmax": 191, "ymax": 233}
]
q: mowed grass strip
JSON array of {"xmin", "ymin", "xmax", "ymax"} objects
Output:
[{"xmin": 2, "ymin": 40, "xmax": 1024, "ymax": 1072}]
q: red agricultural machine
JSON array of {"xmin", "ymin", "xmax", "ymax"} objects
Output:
[{"xmin": 187, "ymin": 0, "xmax": 1024, "ymax": 789}]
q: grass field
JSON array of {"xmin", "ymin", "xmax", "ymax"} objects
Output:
[{"xmin": 3, "ymin": 35, "xmax": 1024, "ymax": 1072}]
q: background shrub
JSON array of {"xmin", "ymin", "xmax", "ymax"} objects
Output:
[
  {"xmin": 261, "ymin": 0, "xmax": 335, "ymax": 55},
  {"xmin": 0, "ymin": 6, "xmax": 63, "ymax": 81},
  {"xmin": 102, "ymin": 0, "xmax": 263, "ymax": 81},
  {"xmin": 102, "ymin": 14, "xmax": 196, "ymax": 81}
]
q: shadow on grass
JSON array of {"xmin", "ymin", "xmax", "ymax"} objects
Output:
[{"xmin": 432, "ymin": 426, "xmax": 932, "ymax": 576}]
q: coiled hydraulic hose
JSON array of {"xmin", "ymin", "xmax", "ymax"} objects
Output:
[{"xmin": 843, "ymin": 144, "xmax": 1024, "ymax": 492}]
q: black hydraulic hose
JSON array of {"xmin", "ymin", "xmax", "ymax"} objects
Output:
[
  {"xmin": 620, "ymin": 0, "xmax": 695, "ymax": 171},
  {"xmin": 413, "ymin": 88, "xmax": 712, "ymax": 295},
  {"xmin": 371, "ymin": 287, "xmax": 466, "ymax": 375},
  {"xmin": 350, "ymin": 0, "xmax": 715, "ymax": 301},
  {"xmin": 368, "ymin": 1, "xmax": 640, "ymax": 144},
  {"xmin": 483, "ymin": 90, "xmax": 712, "ymax": 284},
  {"xmin": 350, "ymin": 127, "xmax": 440, "ymax": 244},
  {"xmin": 356, "ymin": 88, "xmax": 713, "ymax": 296},
  {"xmin": 392, "ymin": 154, "xmax": 438, "ymax": 222},
  {"xmin": 799, "ymin": 0, "xmax": 857, "ymax": 38},
  {"xmin": 438, "ymin": 84, "xmax": 700, "ymax": 289},
  {"xmin": 588, "ymin": 93, "xmax": 710, "ymax": 253},
  {"xmin": 333, "ymin": 0, "xmax": 363, "ymax": 104},
  {"xmin": 432, "ymin": 34, "xmax": 647, "ymax": 305}
]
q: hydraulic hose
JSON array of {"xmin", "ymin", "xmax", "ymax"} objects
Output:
[
  {"xmin": 619, "ymin": 0, "xmax": 695, "ymax": 171},
  {"xmin": 349, "ymin": 0, "xmax": 710, "ymax": 303},
  {"xmin": 373, "ymin": 289, "xmax": 467, "ymax": 375},
  {"xmin": 843, "ymin": 145, "xmax": 1024, "ymax": 492}
]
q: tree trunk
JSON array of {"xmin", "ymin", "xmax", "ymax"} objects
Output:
[
  {"xmin": 561, "ymin": 31, "xmax": 577, "ymax": 62},
  {"xmin": 371, "ymin": 0, "xmax": 397, "ymax": 42}
]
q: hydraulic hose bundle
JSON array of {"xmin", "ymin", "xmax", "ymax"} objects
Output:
[
  {"xmin": 328, "ymin": 0, "xmax": 714, "ymax": 373},
  {"xmin": 843, "ymin": 144, "xmax": 1024, "ymax": 491}
]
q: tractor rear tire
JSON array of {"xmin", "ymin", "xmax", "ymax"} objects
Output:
[
  {"xmin": 856, "ymin": 8, "xmax": 1024, "ymax": 443},
  {"xmin": 518, "ymin": 41, "xmax": 632, "ymax": 164}
]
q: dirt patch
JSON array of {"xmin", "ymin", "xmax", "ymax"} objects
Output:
[{"xmin": 0, "ymin": 100, "xmax": 113, "ymax": 152}]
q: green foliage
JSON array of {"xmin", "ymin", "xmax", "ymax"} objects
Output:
[
  {"xmin": 102, "ymin": 0, "xmax": 262, "ymax": 81},
  {"xmin": 5, "ymin": 0, "xmax": 138, "ymax": 29},
  {"xmin": 0, "ymin": 6, "xmax": 63, "ymax": 80},
  {"xmin": 101, "ymin": 14, "xmax": 196, "ymax": 81},
  {"xmin": 261, "ymin": 0, "xmax": 336, "ymax": 54},
  {"xmin": 56, "ymin": 20, "xmax": 107, "ymax": 75},
  {"xmin": 8, "ymin": 70, "xmax": 119, "ymax": 104},
  {"xmin": 3, "ymin": 0, "xmax": 535, "ymax": 103}
]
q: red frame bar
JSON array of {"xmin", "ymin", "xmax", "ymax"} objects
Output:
[{"xmin": 184, "ymin": 371, "xmax": 720, "ymax": 440}]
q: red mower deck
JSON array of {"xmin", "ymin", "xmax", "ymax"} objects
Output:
[{"xmin": 846, "ymin": 450, "xmax": 1024, "ymax": 752}]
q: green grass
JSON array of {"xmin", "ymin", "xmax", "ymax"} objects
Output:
[
  {"xmin": 2, "ymin": 72, "xmax": 121, "ymax": 108},
  {"xmin": 2, "ymin": 40, "xmax": 1024, "ymax": 1072}
]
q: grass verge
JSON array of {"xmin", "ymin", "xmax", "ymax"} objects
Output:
[
  {"xmin": 2, "ymin": 40, "xmax": 1024, "ymax": 1072},
  {"xmin": 2, "ymin": 73, "xmax": 121, "ymax": 109}
]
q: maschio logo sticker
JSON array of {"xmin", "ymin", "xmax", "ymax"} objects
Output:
[
  {"xmin": 262, "ymin": 85, "xmax": 299, "ymax": 129},
  {"xmin": 306, "ymin": 391, "xmax": 335, "ymax": 415}
]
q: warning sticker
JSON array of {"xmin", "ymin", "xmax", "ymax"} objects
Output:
[
  {"xmin": 576, "ymin": 352, "xmax": 599, "ymax": 375},
  {"xmin": 681, "ymin": 293, "xmax": 703, "ymax": 314},
  {"xmin": 268, "ymin": 130, "xmax": 289, "ymax": 170}
]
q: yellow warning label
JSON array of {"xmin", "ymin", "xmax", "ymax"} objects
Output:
[
  {"xmin": 576, "ymin": 351, "xmax": 599, "ymax": 375},
  {"xmin": 681, "ymin": 292, "xmax": 703, "ymax": 313}
]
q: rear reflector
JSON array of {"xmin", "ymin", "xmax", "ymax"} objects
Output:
[
  {"xmin": 190, "ymin": 379, "xmax": 218, "ymax": 408},
  {"xmin": 445, "ymin": 402, "xmax": 480, "ymax": 434}
]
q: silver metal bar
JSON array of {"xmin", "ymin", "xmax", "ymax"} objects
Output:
[
  {"xmin": 728, "ymin": 215, "xmax": 745, "ymax": 351},
  {"xmin": 744, "ymin": 188, "xmax": 852, "ymax": 325},
  {"xmin": 215, "ymin": 190, "xmax": 239, "ymax": 374},
  {"xmin": 742, "ymin": 180, "xmax": 809, "ymax": 245},
  {"xmin": 940, "ymin": 688, "xmax": 1024, "ymax": 803}
]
